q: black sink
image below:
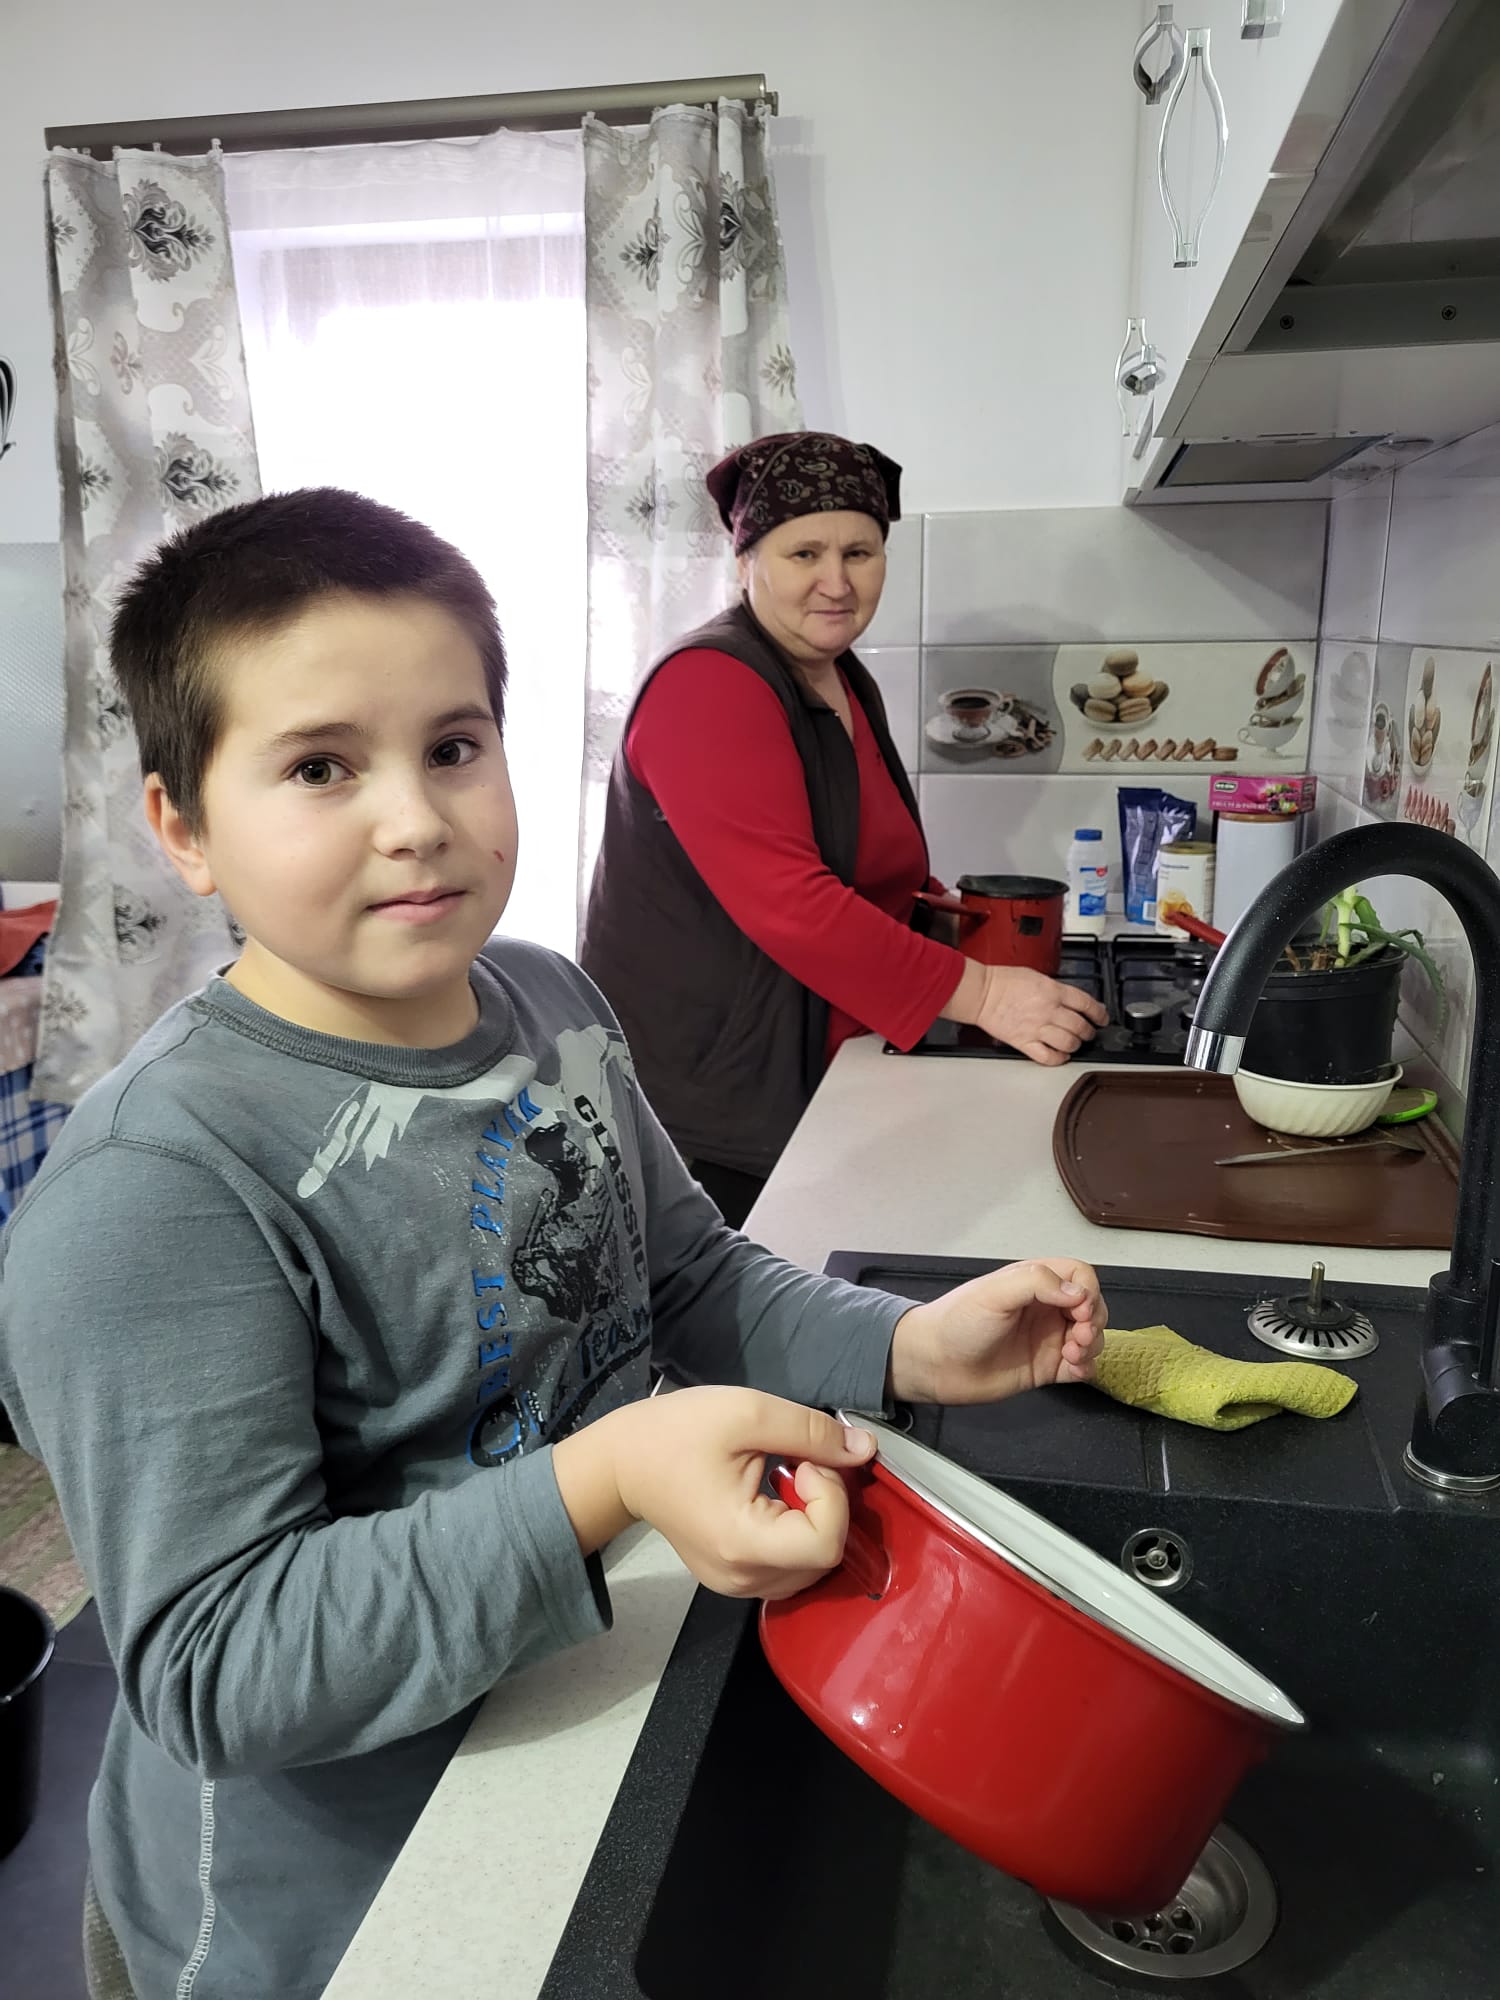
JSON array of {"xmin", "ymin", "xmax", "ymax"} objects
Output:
[{"xmin": 541, "ymin": 1257, "xmax": 1500, "ymax": 1999}]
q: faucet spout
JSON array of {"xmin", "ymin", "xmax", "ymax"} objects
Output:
[{"xmin": 1186, "ymin": 822, "xmax": 1500, "ymax": 1491}]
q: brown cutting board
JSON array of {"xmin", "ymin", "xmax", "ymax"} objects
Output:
[{"xmin": 1052, "ymin": 1071, "xmax": 1458, "ymax": 1248}]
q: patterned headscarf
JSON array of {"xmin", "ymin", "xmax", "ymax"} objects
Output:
[{"xmin": 706, "ymin": 431, "xmax": 903, "ymax": 555}]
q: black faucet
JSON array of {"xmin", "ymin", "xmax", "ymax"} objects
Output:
[{"xmin": 1185, "ymin": 822, "xmax": 1500, "ymax": 1494}]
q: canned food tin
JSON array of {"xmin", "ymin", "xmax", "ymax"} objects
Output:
[{"xmin": 1155, "ymin": 841, "xmax": 1216, "ymax": 936}]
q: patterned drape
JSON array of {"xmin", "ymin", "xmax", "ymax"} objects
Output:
[
  {"xmin": 36, "ymin": 148, "xmax": 260, "ymax": 1104},
  {"xmin": 579, "ymin": 100, "xmax": 802, "ymax": 909}
]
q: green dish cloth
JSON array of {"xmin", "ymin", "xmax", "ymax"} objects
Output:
[{"xmin": 1094, "ymin": 1325, "xmax": 1358, "ymax": 1432}]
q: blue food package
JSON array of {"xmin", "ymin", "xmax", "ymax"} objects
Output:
[{"xmin": 1118, "ymin": 788, "xmax": 1197, "ymax": 926}]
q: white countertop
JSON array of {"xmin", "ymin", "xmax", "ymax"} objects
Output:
[{"xmin": 326, "ymin": 1042, "xmax": 1449, "ymax": 1998}]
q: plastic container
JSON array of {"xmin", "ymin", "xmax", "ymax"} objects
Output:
[
  {"xmin": 1240, "ymin": 949, "xmax": 1405, "ymax": 1085},
  {"xmin": 0, "ymin": 1585, "xmax": 55, "ymax": 1860},
  {"xmin": 1232, "ymin": 1064, "xmax": 1402, "ymax": 1137},
  {"xmin": 1213, "ymin": 812, "xmax": 1299, "ymax": 930},
  {"xmin": 1065, "ymin": 829, "xmax": 1110, "ymax": 934}
]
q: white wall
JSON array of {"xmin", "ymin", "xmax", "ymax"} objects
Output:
[{"xmin": 0, "ymin": 0, "xmax": 1139, "ymax": 542}]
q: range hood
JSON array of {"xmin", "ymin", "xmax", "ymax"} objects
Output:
[{"xmin": 1135, "ymin": 0, "xmax": 1500, "ymax": 499}]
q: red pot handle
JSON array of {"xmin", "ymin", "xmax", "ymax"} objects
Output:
[
  {"xmin": 913, "ymin": 890, "xmax": 986, "ymax": 932},
  {"xmin": 1164, "ymin": 909, "xmax": 1227, "ymax": 948},
  {"xmin": 769, "ymin": 1460, "xmax": 892, "ymax": 1599}
]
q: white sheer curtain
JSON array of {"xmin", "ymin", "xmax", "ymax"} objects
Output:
[{"xmin": 224, "ymin": 132, "xmax": 586, "ymax": 956}]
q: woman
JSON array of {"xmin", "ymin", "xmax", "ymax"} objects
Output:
[{"xmin": 581, "ymin": 431, "xmax": 1105, "ymax": 1226}]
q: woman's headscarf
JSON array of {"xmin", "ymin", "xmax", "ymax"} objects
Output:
[{"xmin": 705, "ymin": 431, "xmax": 902, "ymax": 555}]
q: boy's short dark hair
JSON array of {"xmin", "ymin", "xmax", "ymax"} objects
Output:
[{"xmin": 111, "ymin": 487, "xmax": 508, "ymax": 832}]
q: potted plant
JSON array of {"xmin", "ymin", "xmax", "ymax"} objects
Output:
[{"xmin": 1239, "ymin": 887, "xmax": 1446, "ymax": 1086}]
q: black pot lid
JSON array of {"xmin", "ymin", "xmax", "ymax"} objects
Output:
[{"xmin": 957, "ymin": 874, "xmax": 1068, "ymax": 900}]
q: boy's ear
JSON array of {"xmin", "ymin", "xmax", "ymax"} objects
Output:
[{"xmin": 144, "ymin": 774, "xmax": 217, "ymax": 897}]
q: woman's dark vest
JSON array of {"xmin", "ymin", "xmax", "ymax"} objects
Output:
[{"xmin": 579, "ymin": 599, "xmax": 927, "ymax": 1177}]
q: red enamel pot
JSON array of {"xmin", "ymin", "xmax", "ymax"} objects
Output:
[
  {"xmin": 914, "ymin": 875, "xmax": 1066, "ymax": 975},
  {"xmin": 759, "ymin": 1416, "xmax": 1304, "ymax": 1914}
]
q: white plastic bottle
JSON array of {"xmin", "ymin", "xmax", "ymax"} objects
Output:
[{"xmin": 1066, "ymin": 828, "xmax": 1110, "ymax": 934}]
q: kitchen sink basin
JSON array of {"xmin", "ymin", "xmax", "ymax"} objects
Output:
[{"xmin": 540, "ymin": 1257, "xmax": 1500, "ymax": 1999}]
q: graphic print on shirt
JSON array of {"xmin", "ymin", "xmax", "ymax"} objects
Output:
[
  {"xmin": 291, "ymin": 1020, "xmax": 652, "ymax": 1470},
  {"xmin": 295, "ymin": 1057, "xmax": 536, "ymax": 1199},
  {"xmin": 467, "ymin": 1026, "xmax": 651, "ymax": 1466}
]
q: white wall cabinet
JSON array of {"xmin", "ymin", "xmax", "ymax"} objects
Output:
[{"xmin": 1119, "ymin": 0, "xmax": 1404, "ymax": 499}]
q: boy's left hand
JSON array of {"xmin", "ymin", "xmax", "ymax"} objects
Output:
[{"xmin": 886, "ymin": 1259, "xmax": 1105, "ymax": 1408}]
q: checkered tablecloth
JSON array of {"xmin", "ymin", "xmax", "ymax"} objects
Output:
[{"xmin": 0, "ymin": 979, "xmax": 68, "ymax": 1224}]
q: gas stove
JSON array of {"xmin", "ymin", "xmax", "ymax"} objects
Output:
[{"xmin": 888, "ymin": 933, "xmax": 1210, "ymax": 1065}]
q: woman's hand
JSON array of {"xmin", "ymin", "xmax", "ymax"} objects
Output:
[
  {"xmin": 944, "ymin": 959, "xmax": 1109, "ymax": 1064},
  {"xmin": 886, "ymin": 1258, "xmax": 1106, "ymax": 1407}
]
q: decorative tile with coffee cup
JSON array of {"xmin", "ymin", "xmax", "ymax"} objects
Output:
[{"xmin": 923, "ymin": 642, "xmax": 1313, "ymax": 777}]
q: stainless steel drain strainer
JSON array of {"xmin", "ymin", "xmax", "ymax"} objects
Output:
[
  {"xmin": 1246, "ymin": 1260, "xmax": 1378, "ymax": 1359},
  {"xmin": 1047, "ymin": 1824, "xmax": 1278, "ymax": 1981}
]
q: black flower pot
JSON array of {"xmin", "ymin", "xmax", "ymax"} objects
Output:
[
  {"xmin": 1240, "ymin": 947, "xmax": 1405, "ymax": 1085},
  {"xmin": 0, "ymin": 1584, "xmax": 56, "ymax": 1859}
]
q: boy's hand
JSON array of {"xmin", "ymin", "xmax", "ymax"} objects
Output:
[
  {"xmin": 887, "ymin": 1259, "xmax": 1105, "ymax": 1407},
  {"xmin": 553, "ymin": 1387, "xmax": 874, "ymax": 1600}
]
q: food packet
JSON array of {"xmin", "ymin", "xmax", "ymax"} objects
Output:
[{"xmin": 1118, "ymin": 788, "xmax": 1197, "ymax": 926}]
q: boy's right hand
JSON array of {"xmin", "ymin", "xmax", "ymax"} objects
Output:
[{"xmin": 552, "ymin": 1387, "xmax": 875, "ymax": 1600}]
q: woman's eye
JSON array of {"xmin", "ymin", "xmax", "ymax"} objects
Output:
[
  {"xmin": 294, "ymin": 757, "xmax": 342, "ymax": 787},
  {"xmin": 431, "ymin": 736, "xmax": 480, "ymax": 769}
]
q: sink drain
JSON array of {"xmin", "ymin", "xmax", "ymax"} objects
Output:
[{"xmin": 1046, "ymin": 1825, "xmax": 1277, "ymax": 1981}]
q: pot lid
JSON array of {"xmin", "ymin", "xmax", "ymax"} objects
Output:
[
  {"xmin": 843, "ymin": 1412, "xmax": 1305, "ymax": 1730},
  {"xmin": 955, "ymin": 874, "xmax": 1068, "ymax": 899}
]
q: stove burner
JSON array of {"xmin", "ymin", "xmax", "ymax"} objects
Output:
[
  {"xmin": 887, "ymin": 934, "xmax": 1211, "ymax": 1066},
  {"xmin": 1246, "ymin": 1261, "xmax": 1379, "ymax": 1359}
]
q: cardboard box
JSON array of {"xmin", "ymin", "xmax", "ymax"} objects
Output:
[{"xmin": 1207, "ymin": 773, "xmax": 1317, "ymax": 818}]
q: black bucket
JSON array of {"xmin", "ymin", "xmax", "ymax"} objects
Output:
[
  {"xmin": 0, "ymin": 1584, "xmax": 56, "ymax": 1859},
  {"xmin": 1241, "ymin": 948, "xmax": 1405, "ymax": 1085}
]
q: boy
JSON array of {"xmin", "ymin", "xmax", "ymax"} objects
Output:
[{"xmin": 0, "ymin": 489, "xmax": 1103, "ymax": 1998}]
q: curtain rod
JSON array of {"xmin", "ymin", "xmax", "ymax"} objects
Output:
[{"xmin": 45, "ymin": 74, "xmax": 779, "ymax": 159}]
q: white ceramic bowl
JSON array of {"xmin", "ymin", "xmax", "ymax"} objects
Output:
[{"xmin": 1232, "ymin": 1064, "xmax": 1402, "ymax": 1138}]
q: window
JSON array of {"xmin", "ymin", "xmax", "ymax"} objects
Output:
[{"xmin": 227, "ymin": 135, "xmax": 586, "ymax": 955}]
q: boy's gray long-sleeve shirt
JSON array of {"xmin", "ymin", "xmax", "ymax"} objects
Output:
[{"xmin": 0, "ymin": 940, "xmax": 903, "ymax": 1998}]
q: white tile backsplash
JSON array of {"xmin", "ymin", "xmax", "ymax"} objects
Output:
[
  {"xmin": 1308, "ymin": 640, "xmax": 1374, "ymax": 809},
  {"xmin": 1381, "ymin": 459, "xmax": 1500, "ymax": 649},
  {"xmin": 861, "ymin": 647, "xmax": 920, "ymax": 774},
  {"xmin": 1320, "ymin": 476, "xmax": 1391, "ymax": 643},
  {"xmin": 861, "ymin": 516, "xmax": 923, "ymax": 650},
  {"xmin": 922, "ymin": 502, "xmax": 1326, "ymax": 647},
  {"xmin": 917, "ymin": 772, "xmax": 1214, "ymax": 903}
]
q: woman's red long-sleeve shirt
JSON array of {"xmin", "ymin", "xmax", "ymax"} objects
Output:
[{"xmin": 626, "ymin": 649, "xmax": 964, "ymax": 1062}]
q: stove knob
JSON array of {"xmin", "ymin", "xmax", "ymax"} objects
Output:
[{"xmin": 1124, "ymin": 1000, "xmax": 1163, "ymax": 1040}]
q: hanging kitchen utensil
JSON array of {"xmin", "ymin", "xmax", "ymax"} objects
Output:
[
  {"xmin": 0, "ymin": 358, "xmax": 15, "ymax": 463},
  {"xmin": 760, "ymin": 1416, "xmax": 1304, "ymax": 1914},
  {"xmin": 1241, "ymin": 0, "xmax": 1284, "ymax": 37},
  {"xmin": 1133, "ymin": 3, "xmax": 1186, "ymax": 103},
  {"xmin": 1115, "ymin": 316, "xmax": 1167, "ymax": 437},
  {"xmin": 1158, "ymin": 27, "xmax": 1228, "ymax": 267}
]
